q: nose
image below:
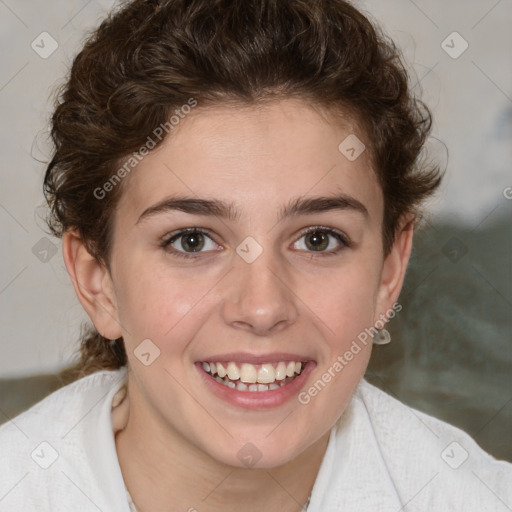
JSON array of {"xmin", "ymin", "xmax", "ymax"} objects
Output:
[{"xmin": 221, "ymin": 249, "xmax": 298, "ymax": 336}]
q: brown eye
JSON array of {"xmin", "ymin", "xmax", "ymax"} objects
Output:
[
  {"xmin": 304, "ymin": 230, "xmax": 329, "ymax": 251},
  {"xmin": 161, "ymin": 228, "xmax": 220, "ymax": 258},
  {"xmin": 179, "ymin": 231, "xmax": 205, "ymax": 252},
  {"xmin": 292, "ymin": 227, "xmax": 350, "ymax": 256}
]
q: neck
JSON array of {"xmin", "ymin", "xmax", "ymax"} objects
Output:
[{"xmin": 115, "ymin": 389, "xmax": 330, "ymax": 512}]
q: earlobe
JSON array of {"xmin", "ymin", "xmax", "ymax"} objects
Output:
[
  {"xmin": 62, "ymin": 229, "xmax": 123, "ymax": 340},
  {"xmin": 374, "ymin": 216, "xmax": 415, "ymax": 323}
]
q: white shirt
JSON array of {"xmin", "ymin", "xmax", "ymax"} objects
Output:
[{"xmin": 0, "ymin": 366, "xmax": 510, "ymax": 511}]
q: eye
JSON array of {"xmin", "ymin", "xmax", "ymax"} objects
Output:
[
  {"xmin": 161, "ymin": 228, "xmax": 220, "ymax": 258},
  {"xmin": 161, "ymin": 226, "xmax": 351, "ymax": 260},
  {"xmin": 292, "ymin": 226, "xmax": 350, "ymax": 255}
]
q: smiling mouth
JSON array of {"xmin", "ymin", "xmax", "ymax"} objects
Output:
[{"xmin": 200, "ymin": 360, "xmax": 307, "ymax": 392}]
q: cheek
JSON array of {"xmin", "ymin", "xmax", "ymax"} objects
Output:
[
  {"xmin": 114, "ymin": 258, "xmax": 219, "ymax": 343},
  {"xmin": 297, "ymin": 263, "xmax": 378, "ymax": 420},
  {"xmin": 299, "ymin": 255, "xmax": 382, "ymax": 345}
]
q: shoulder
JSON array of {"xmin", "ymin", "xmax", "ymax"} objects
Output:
[
  {"xmin": 337, "ymin": 378, "xmax": 512, "ymax": 510},
  {"xmin": 352, "ymin": 378, "xmax": 503, "ymax": 462},
  {"xmin": 0, "ymin": 368, "xmax": 126, "ymax": 441},
  {"xmin": 0, "ymin": 367, "xmax": 129, "ymax": 511}
]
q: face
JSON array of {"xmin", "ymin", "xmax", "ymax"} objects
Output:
[{"xmin": 71, "ymin": 99, "xmax": 412, "ymax": 469}]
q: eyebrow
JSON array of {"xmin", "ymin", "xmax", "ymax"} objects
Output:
[{"xmin": 136, "ymin": 193, "xmax": 369, "ymax": 225}]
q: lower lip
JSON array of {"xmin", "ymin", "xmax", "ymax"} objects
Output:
[{"xmin": 195, "ymin": 361, "xmax": 316, "ymax": 410}]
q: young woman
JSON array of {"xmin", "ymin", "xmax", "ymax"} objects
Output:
[{"xmin": 1, "ymin": 0, "xmax": 510, "ymax": 510}]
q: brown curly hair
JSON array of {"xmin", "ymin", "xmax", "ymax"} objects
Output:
[{"xmin": 43, "ymin": 0, "xmax": 442, "ymax": 380}]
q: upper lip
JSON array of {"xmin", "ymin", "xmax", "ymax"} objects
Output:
[{"xmin": 196, "ymin": 352, "xmax": 313, "ymax": 364}]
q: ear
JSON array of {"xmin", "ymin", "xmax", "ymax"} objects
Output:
[
  {"xmin": 374, "ymin": 215, "xmax": 414, "ymax": 323},
  {"xmin": 62, "ymin": 229, "xmax": 122, "ymax": 340}
]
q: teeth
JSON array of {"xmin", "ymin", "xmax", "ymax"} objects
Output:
[
  {"xmin": 226, "ymin": 362, "xmax": 240, "ymax": 380},
  {"xmin": 275, "ymin": 362, "xmax": 287, "ymax": 380},
  {"xmin": 240, "ymin": 363, "xmax": 257, "ymax": 384},
  {"xmin": 257, "ymin": 364, "xmax": 276, "ymax": 384},
  {"xmin": 215, "ymin": 375, "xmax": 297, "ymax": 392},
  {"xmin": 236, "ymin": 381, "xmax": 248, "ymax": 391},
  {"xmin": 201, "ymin": 360, "xmax": 306, "ymax": 391},
  {"xmin": 217, "ymin": 363, "xmax": 227, "ymax": 378}
]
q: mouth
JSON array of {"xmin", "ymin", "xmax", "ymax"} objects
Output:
[
  {"xmin": 195, "ymin": 357, "xmax": 314, "ymax": 409},
  {"xmin": 200, "ymin": 360, "xmax": 307, "ymax": 392}
]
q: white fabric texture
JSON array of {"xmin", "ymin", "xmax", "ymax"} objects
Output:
[{"xmin": 0, "ymin": 366, "xmax": 510, "ymax": 511}]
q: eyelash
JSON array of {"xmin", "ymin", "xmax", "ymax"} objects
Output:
[{"xmin": 160, "ymin": 226, "xmax": 351, "ymax": 260}]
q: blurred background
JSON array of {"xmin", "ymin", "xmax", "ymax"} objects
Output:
[{"xmin": 0, "ymin": 0, "xmax": 511, "ymax": 461}]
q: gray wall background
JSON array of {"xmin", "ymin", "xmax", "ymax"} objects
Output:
[{"xmin": 1, "ymin": 0, "xmax": 511, "ymax": 398}]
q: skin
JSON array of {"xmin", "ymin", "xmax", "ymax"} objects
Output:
[{"xmin": 63, "ymin": 98, "xmax": 414, "ymax": 512}]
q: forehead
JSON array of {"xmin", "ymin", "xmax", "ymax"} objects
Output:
[{"xmin": 116, "ymin": 99, "xmax": 382, "ymax": 225}]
